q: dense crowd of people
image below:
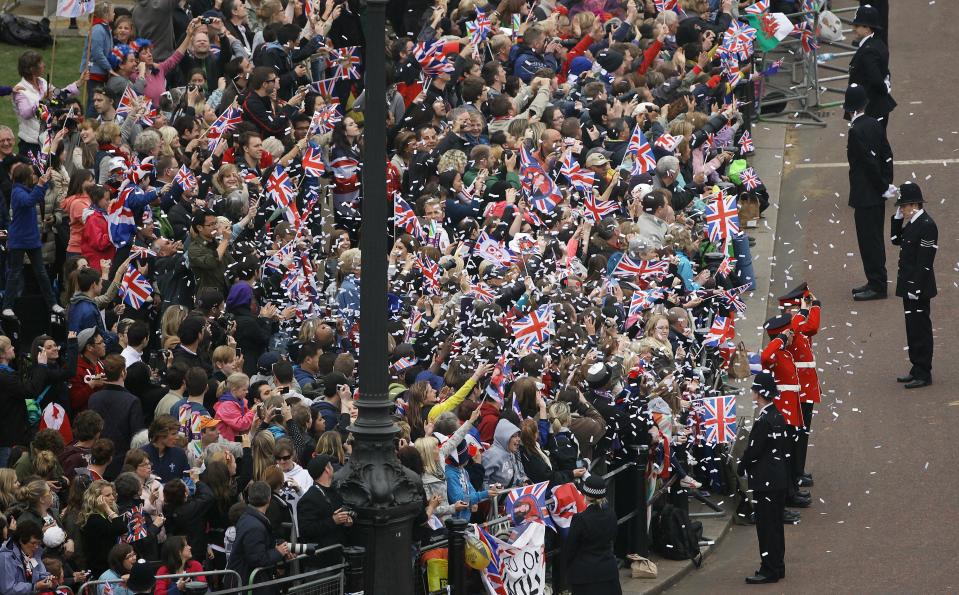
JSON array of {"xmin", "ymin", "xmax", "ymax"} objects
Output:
[{"xmin": 0, "ymin": 0, "xmax": 831, "ymax": 592}]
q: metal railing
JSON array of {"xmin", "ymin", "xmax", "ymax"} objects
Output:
[
  {"xmin": 78, "ymin": 570, "xmax": 242, "ymax": 595},
  {"xmin": 245, "ymin": 545, "xmax": 345, "ymax": 595}
]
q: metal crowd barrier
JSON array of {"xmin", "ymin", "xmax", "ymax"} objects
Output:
[
  {"xmin": 78, "ymin": 570, "xmax": 242, "ymax": 595},
  {"xmin": 245, "ymin": 545, "xmax": 346, "ymax": 595}
]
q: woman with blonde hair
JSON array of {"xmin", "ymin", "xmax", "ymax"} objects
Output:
[
  {"xmin": 78, "ymin": 480, "xmax": 127, "ymax": 578},
  {"xmin": 0, "ymin": 469, "xmax": 20, "ymax": 511},
  {"xmin": 157, "ymin": 126, "xmax": 179, "ymax": 158},
  {"xmin": 313, "ymin": 431, "xmax": 346, "ymax": 469},
  {"xmin": 15, "ymin": 479, "xmax": 64, "ymax": 535},
  {"xmin": 160, "ymin": 304, "xmax": 189, "ymax": 348},
  {"xmin": 414, "ymin": 405, "xmax": 480, "ymax": 524},
  {"xmin": 639, "ymin": 313, "xmax": 683, "ymax": 375},
  {"xmin": 251, "ymin": 430, "xmax": 276, "ymax": 483}
]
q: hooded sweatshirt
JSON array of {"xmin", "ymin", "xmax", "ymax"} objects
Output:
[
  {"xmin": 483, "ymin": 418, "xmax": 528, "ymax": 489},
  {"xmin": 61, "ymin": 192, "xmax": 91, "ymax": 253}
]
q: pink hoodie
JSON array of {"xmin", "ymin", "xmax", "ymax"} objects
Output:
[{"xmin": 213, "ymin": 393, "xmax": 256, "ymax": 441}]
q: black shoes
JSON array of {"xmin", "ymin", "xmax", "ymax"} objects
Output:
[
  {"xmin": 786, "ymin": 495, "xmax": 811, "ymax": 508},
  {"xmin": 853, "ymin": 289, "xmax": 887, "ymax": 301},
  {"xmin": 783, "ymin": 509, "xmax": 801, "ymax": 524},
  {"xmin": 905, "ymin": 378, "xmax": 931, "ymax": 389},
  {"xmin": 851, "ymin": 284, "xmax": 871, "ymax": 294},
  {"xmin": 746, "ymin": 573, "xmax": 779, "ymax": 584},
  {"xmin": 798, "ymin": 473, "xmax": 814, "ymax": 487},
  {"xmin": 896, "ymin": 374, "xmax": 914, "ymax": 383},
  {"xmin": 795, "ymin": 489, "xmax": 811, "ymax": 499}
]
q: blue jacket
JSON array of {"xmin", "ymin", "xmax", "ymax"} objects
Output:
[
  {"xmin": 336, "ymin": 275, "xmax": 360, "ymax": 327},
  {"xmin": 509, "ymin": 44, "xmax": 559, "ymax": 84},
  {"xmin": 67, "ymin": 293, "xmax": 119, "ymax": 347},
  {"xmin": 0, "ymin": 538, "xmax": 49, "ymax": 595},
  {"xmin": 445, "ymin": 464, "xmax": 488, "ymax": 521},
  {"xmin": 81, "ymin": 22, "xmax": 113, "ymax": 77},
  {"xmin": 7, "ymin": 182, "xmax": 47, "ymax": 249},
  {"xmin": 226, "ymin": 508, "xmax": 284, "ymax": 585},
  {"xmin": 293, "ymin": 365, "xmax": 317, "ymax": 389}
]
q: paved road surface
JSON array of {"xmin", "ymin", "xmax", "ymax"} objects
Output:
[{"xmin": 669, "ymin": 2, "xmax": 959, "ymax": 593}]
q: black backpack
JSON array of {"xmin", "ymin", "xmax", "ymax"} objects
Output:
[
  {"xmin": 0, "ymin": 15, "xmax": 53, "ymax": 48},
  {"xmin": 650, "ymin": 502, "xmax": 703, "ymax": 565}
]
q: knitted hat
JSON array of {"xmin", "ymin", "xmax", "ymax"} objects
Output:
[
  {"xmin": 595, "ymin": 49, "xmax": 624, "ymax": 74},
  {"xmin": 78, "ymin": 327, "xmax": 99, "ymax": 352}
]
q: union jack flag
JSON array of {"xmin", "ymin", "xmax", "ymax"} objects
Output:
[
  {"xmin": 393, "ymin": 196, "xmax": 423, "ymax": 239},
  {"xmin": 266, "ymin": 165, "xmax": 301, "ymax": 227},
  {"xmin": 654, "ymin": 132, "xmax": 683, "ymax": 153},
  {"xmin": 721, "ymin": 20, "xmax": 757, "ymax": 61},
  {"xmin": 475, "ymin": 231, "xmax": 514, "ymax": 267},
  {"xmin": 559, "ymin": 150, "xmax": 595, "ymax": 194},
  {"xmin": 723, "ymin": 55, "xmax": 743, "ymax": 87},
  {"xmin": 738, "ymin": 130, "xmax": 755, "ymax": 154},
  {"xmin": 513, "ymin": 305, "xmax": 552, "ymax": 350},
  {"xmin": 173, "ymin": 165, "xmax": 196, "ymax": 191},
  {"xmin": 122, "ymin": 504, "xmax": 149, "ymax": 542},
  {"xmin": 416, "ymin": 253, "xmax": 441, "ymax": 295},
  {"xmin": 107, "ymin": 186, "xmax": 137, "ymax": 248},
  {"xmin": 519, "ymin": 145, "xmax": 561, "ymax": 213},
  {"xmin": 612, "ymin": 255, "xmax": 669, "ymax": 279},
  {"xmin": 740, "ymin": 166, "xmax": 761, "ymax": 190},
  {"xmin": 467, "ymin": 8, "xmax": 493, "ymax": 45},
  {"xmin": 116, "ymin": 86, "xmax": 138, "ymax": 120},
  {"xmin": 130, "ymin": 245, "xmax": 157, "ymax": 260},
  {"xmin": 549, "ymin": 482, "xmax": 587, "ymax": 535},
  {"xmin": 505, "ymin": 481, "xmax": 555, "ymax": 529},
  {"xmin": 704, "ymin": 314, "xmax": 735, "ymax": 347},
  {"xmin": 792, "ymin": 20, "xmax": 818, "ymax": 53},
  {"xmin": 720, "ymin": 284, "xmax": 750, "ymax": 314},
  {"xmin": 627, "ymin": 124, "xmax": 657, "ymax": 174},
  {"xmin": 332, "ymin": 46, "xmax": 361, "ymax": 79},
  {"xmin": 704, "ymin": 193, "xmax": 740, "ymax": 243},
  {"xmin": 470, "ymin": 282, "xmax": 497, "ymax": 304},
  {"xmin": 716, "ymin": 254, "xmax": 734, "ymax": 277},
  {"xmin": 485, "ymin": 354, "xmax": 512, "ymax": 405},
  {"xmin": 301, "ymin": 146, "xmax": 326, "ymax": 177},
  {"xmin": 309, "ymin": 104, "xmax": 343, "ymax": 136},
  {"xmin": 309, "ymin": 77, "xmax": 338, "ymax": 97},
  {"xmin": 413, "ymin": 41, "xmax": 455, "ymax": 76},
  {"xmin": 653, "ymin": 0, "xmax": 679, "ymax": 13},
  {"xmin": 700, "ymin": 395, "xmax": 737, "ymax": 444},
  {"xmin": 628, "ymin": 288, "xmax": 665, "ymax": 318},
  {"xmin": 762, "ymin": 57, "xmax": 785, "ymax": 77},
  {"xmin": 119, "ymin": 265, "xmax": 152, "ymax": 309},
  {"xmin": 582, "ymin": 192, "xmax": 618, "ymax": 223},
  {"xmin": 743, "ymin": 0, "xmax": 769, "ymax": 15},
  {"xmin": 474, "ymin": 526, "xmax": 507, "ymax": 595},
  {"xmin": 206, "ymin": 104, "xmax": 242, "ymax": 151}
]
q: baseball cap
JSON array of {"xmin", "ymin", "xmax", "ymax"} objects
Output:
[{"xmin": 197, "ymin": 416, "xmax": 221, "ymax": 430}]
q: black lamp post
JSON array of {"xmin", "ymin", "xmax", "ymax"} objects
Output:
[{"xmin": 332, "ymin": 0, "xmax": 423, "ymax": 593}]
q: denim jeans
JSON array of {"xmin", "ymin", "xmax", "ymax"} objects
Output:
[
  {"xmin": 3, "ymin": 247, "xmax": 57, "ymax": 309},
  {"xmin": 731, "ymin": 232, "xmax": 756, "ymax": 290}
]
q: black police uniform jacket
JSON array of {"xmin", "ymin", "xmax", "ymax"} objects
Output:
[
  {"xmin": 848, "ymin": 35, "xmax": 897, "ymax": 119},
  {"xmin": 891, "ymin": 211, "xmax": 938, "ymax": 299},
  {"xmin": 847, "ymin": 114, "xmax": 893, "ymax": 208},
  {"xmin": 563, "ymin": 502, "xmax": 620, "ymax": 590},
  {"xmin": 739, "ymin": 404, "xmax": 789, "ymax": 493}
]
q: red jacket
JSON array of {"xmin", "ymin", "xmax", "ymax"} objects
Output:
[
  {"xmin": 80, "ymin": 209, "xmax": 115, "ymax": 272},
  {"xmin": 69, "ymin": 356, "xmax": 102, "ymax": 413},
  {"xmin": 154, "ymin": 560, "xmax": 206, "ymax": 595},
  {"xmin": 477, "ymin": 401, "xmax": 502, "ymax": 444},
  {"xmin": 760, "ymin": 335, "xmax": 802, "ymax": 427},
  {"xmin": 787, "ymin": 304, "xmax": 821, "ymax": 404}
]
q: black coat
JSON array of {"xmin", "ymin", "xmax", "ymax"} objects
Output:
[
  {"xmin": 226, "ymin": 507, "xmax": 285, "ymax": 585},
  {"xmin": 164, "ymin": 481, "xmax": 216, "ymax": 558},
  {"xmin": 0, "ymin": 367, "xmax": 30, "ymax": 448},
  {"xmin": 296, "ymin": 483, "xmax": 344, "ymax": 556},
  {"xmin": 88, "ymin": 385, "xmax": 145, "ymax": 475},
  {"xmin": 739, "ymin": 403, "xmax": 789, "ymax": 493},
  {"xmin": 229, "ymin": 305, "xmax": 275, "ymax": 377},
  {"xmin": 563, "ymin": 503, "xmax": 620, "ymax": 590},
  {"xmin": 891, "ymin": 210, "xmax": 938, "ymax": 299},
  {"xmin": 848, "ymin": 36, "xmax": 897, "ymax": 119},
  {"xmin": 846, "ymin": 114, "xmax": 893, "ymax": 208}
]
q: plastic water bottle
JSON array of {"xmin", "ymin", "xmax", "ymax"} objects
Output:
[{"xmin": 816, "ymin": 53, "xmax": 834, "ymax": 64}]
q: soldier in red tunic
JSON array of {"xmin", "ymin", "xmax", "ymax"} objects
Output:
[
  {"xmin": 778, "ymin": 284, "xmax": 821, "ymax": 489},
  {"xmin": 761, "ymin": 314, "xmax": 811, "ymax": 509}
]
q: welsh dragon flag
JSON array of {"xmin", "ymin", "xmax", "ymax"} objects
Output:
[{"xmin": 745, "ymin": 13, "xmax": 796, "ymax": 52}]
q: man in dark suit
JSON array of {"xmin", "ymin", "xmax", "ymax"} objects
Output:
[
  {"xmin": 890, "ymin": 182, "xmax": 938, "ymax": 389},
  {"xmin": 848, "ymin": 5, "xmax": 896, "ymax": 131},
  {"xmin": 739, "ymin": 373, "xmax": 789, "ymax": 584},
  {"xmin": 297, "ymin": 455, "xmax": 352, "ymax": 566},
  {"xmin": 845, "ymin": 84, "xmax": 894, "ymax": 301},
  {"xmin": 88, "ymin": 354, "xmax": 145, "ymax": 478}
]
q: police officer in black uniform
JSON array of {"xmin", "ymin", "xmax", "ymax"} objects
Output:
[
  {"xmin": 845, "ymin": 84, "xmax": 894, "ymax": 301},
  {"xmin": 848, "ymin": 5, "xmax": 896, "ymax": 132},
  {"xmin": 890, "ymin": 182, "xmax": 938, "ymax": 389},
  {"xmin": 739, "ymin": 373, "xmax": 789, "ymax": 585}
]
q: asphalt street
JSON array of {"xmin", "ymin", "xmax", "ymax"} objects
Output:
[{"xmin": 668, "ymin": 2, "xmax": 959, "ymax": 593}]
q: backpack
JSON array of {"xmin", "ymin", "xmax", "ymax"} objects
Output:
[
  {"xmin": 0, "ymin": 15, "xmax": 53, "ymax": 48},
  {"xmin": 650, "ymin": 502, "xmax": 703, "ymax": 565}
]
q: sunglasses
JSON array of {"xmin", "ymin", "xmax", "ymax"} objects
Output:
[{"xmin": 275, "ymin": 455, "xmax": 293, "ymax": 462}]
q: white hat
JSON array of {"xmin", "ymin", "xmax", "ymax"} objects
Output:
[{"xmin": 43, "ymin": 525, "xmax": 67, "ymax": 548}]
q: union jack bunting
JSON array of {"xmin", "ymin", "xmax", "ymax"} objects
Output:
[
  {"xmin": 740, "ymin": 166, "xmax": 761, "ymax": 191},
  {"xmin": 173, "ymin": 165, "xmax": 197, "ymax": 191},
  {"xmin": 704, "ymin": 314, "xmax": 735, "ymax": 347},
  {"xmin": 301, "ymin": 146, "xmax": 326, "ymax": 177},
  {"xmin": 626, "ymin": 124, "xmax": 658, "ymax": 174},
  {"xmin": 266, "ymin": 165, "xmax": 302, "ymax": 228},
  {"xmin": 513, "ymin": 305, "xmax": 553, "ymax": 350},
  {"xmin": 700, "ymin": 395, "xmax": 737, "ymax": 444},
  {"xmin": 612, "ymin": 255, "xmax": 669, "ymax": 279},
  {"xmin": 119, "ymin": 265, "xmax": 153, "ymax": 309},
  {"xmin": 704, "ymin": 192, "xmax": 740, "ymax": 243},
  {"xmin": 393, "ymin": 196, "xmax": 423, "ymax": 239},
  {"xmin": 332, "ymin": 46, "xmax": 361, "ymax": 79}
]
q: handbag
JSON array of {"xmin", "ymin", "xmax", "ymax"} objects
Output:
[
  {"xmin": 628, "ymin": 553, "xmax": 658, "ymax": 579},
  {"xmin": 25, "ymin": 386, "xmax": 51, "ymax": 427},
  {"xmin": 727, "ymin": 341, "xmax": 752, "ymax": 379}
]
